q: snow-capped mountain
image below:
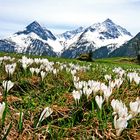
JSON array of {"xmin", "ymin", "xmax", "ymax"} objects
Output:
[
  {"xmin": 0, "ymin": 21, "xmax": 63, "ymax": 56},
  {"xmin": 109, "ymin": 32, "xmax": 140, "ymax": 57},
  {"xmin": 82, "ymin": 18, "xmax": 132, "ymax": 47},
  {"xmin": 56, "ymin": 26, "xmax": 85, "ymax": 49},
  {"xmin": 57, "ymin": 26, "xmax": 84, "ymax": 40},
  {"xmin": 0, "ymin": 19, "xmax": 133, "ymax": 58},
  {"xmin": 16, "ymin": 21, "xmax": 57, "ymax": 41},
  {"xmin": 61, "ymin": 18, "xmax": 133, "ymax": 58}
]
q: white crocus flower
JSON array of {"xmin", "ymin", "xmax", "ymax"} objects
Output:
[
  {"xmin": 53, "ymin": 69, "xmax": 57, "ymax": 75},
  {"xmin": 5, "ymin": 63, "xmax": 16, "ymax": 76},
  {"xmin": 134, "ymin": 76, "xmax": 140, "ymax": 85},
  {"xmin": 89, "ymin": 81, "xmax": 100, "ymax": 94},
  {"xmin": 73, "ymin": 76, "xmax": 79, "ymax": 82},
  {"xmin": 2, "ymin": 80, "xmax": 14, "ymax": 92},
  {"xmin": 127, "ymin": 72, "xmax": 140, "ymax": 84},
  {"xmin": 41, "ymin": 71, "xmax": 46, "ymax": 81},
  {"xmin": 114, "ymin": 115, "xmax": 128, "ymax": 136},
  {"xmin": 111, "ymin": 99, "xmax": 132, "ymax": 120},
  {"xmin": 104, "ymin": 74, "xmax": 111, "ymax": 81},
  {"xmin": 136, "ymin": 97, "xmax": 140, "ymax": 104},
  {"xmin": 36, "ymin": 107, "xmax": 53, "ymax": 127},
  {"xmin": 83, "ymin": 86, "xmax": 88, "ymax": 95},
  {"xmin": 111, "ymin": 99, "xmax": 120, "ymax": 115},
  {"xmin": 95, "ymin": 95, "xmax": 104, "ymax": 110},
  {"xmin": 22, "ymin": 63, "xmax": 28, "ymax": 70},
  {"xmin": 0, "ymin": 102, "xmax": 5, "ymax": 119},
  {"xmin": 20, "ymin": 56, "xmax": 33, "ymax": 70},
  {"xmin": 127, "ymin": 72, "xmax": 137, "ymax": 83},
  {"xmin": 100, "ymin": 83, "xmax": 107, "ymax": 91},
  {"xmin": 103, "ymin": 87, "xmax": 112, "ymax": 102},
  {"xmin": 30, "ymin": 67, "xmax": 35, "ymax": 75},
  {"xmin": 119, "ymin": 70, "xmax": 125, "ymax": 78},
  {"xmin": 71, "ymin": 69, "xmax": 77, "ymax": 76},
  {"xmin": 129, "ymin": 99, "xmax": 140, "ymax": 117},
  {"xmin": 114, "ymin": 78, "xmax": 123, "ymax": 88},
  {"xmin": 85, "ymin": 88, "xmax": 92, "ymax": 99},
  {"xmin": 118, "ymin": 105, "xmax": 132, "ymax": 120},
  {"xmin": 72, "ymin": 90, "xmax": 81, "ymax": 103},
  {"xmin": 74, "ymin": 81, "xmax": 83, "ymax": 90},
  {"xmin": 113, "ymin": 67, "xmax": 125, "ymax": 77},
  {"xmin": 127, "ymin": 73, "xmax": 134, "ymax": 83},
  {"xmin": 109, "ymin": 81, "xmax": 116, "ymax": 89},
  {"xmin": 34, "ymin": 68, "xmax": 40, "ymax": 75}
]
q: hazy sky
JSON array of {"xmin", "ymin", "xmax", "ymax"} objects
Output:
[{"xmin": 0, "ymin": 0, "xmax": 140, "ymax": 37}]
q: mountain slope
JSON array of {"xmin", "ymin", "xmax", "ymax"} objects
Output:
[
  {"xmin": 109, "ymin": 32, "xmax": 140, "ymax": 57},
  {"xmin": 0, "ymin": 39, "xmax": 15, "ymax": 53},
  {"xmin": 16, "ymin": 21, "xmax": 56, "ymax": 41},
  {"xmin": 0, "ymin": 19, "xmax": 133, "ymax": 58},
  {"xmin": 0, "ymin": 21, "xmax": 63, "ymax": 56},
  {"xmin": 61, "ymin": 18, "xmax": 132, "ymax": 58},
  {"xmin": 57, "ymin": 26, "xmax": 85, "ymax": 49},
  {"xmin": 57, "ymin": 26, "xmax": 84, "ymax": 40}
]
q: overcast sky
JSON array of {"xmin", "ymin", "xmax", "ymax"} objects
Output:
[{"xmin": 0, "ymin": 0, "xmax": 140, "ymax": 38}]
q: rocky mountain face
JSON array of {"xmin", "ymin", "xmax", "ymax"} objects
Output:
[
  {"xmin": 0, "ymin": 21, "xmax": 62, "ymax": 56},
  {"xmin": 16, "ymin": 21, "xmax": 57, "ymax": 41},
  {"xmin": 57, "ymin": 26, "xmax": 84, "ymax": 40},
  {"xmin": 109, "ymin": 32, "xmax": 140, "ymax": 57},
  {"xmin": 61, "ymin": 18, "xmax": 132, "ymax": 58},
  {"xmin": 0, "ymin": 19, "xmax": 135, "ymax": 58},
  {"xmin": 0, "ymin": 39, "xmax": 15, "ymax": 53}
]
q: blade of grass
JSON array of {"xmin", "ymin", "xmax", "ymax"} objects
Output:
[{"xmin": 2, "ymin": 122, "xmax": 12, "ymax": 140}]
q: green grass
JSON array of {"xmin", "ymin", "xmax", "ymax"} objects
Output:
[
  {"xmin": 96, "ymin": 57, "xmax": 139, "ymax": 66},
  {"xmin": 0, "ymin": 52, "xmax": 140, "ymax": 139}
]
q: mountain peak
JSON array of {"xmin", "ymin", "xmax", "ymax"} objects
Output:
[
  {"xmin": 26, "ymin": 21, "xmax": 42, "ymax": 30},
  {"xmin": 16, "ymin": 21, "xmax": 56, "ymax": 41},
  {"xmin": 103, "ymin": 18, "xmax": 114, "ymax": 24},
  {"xmin": 57, "ymin": 26, "xmax": 85, "ymax": 40}
]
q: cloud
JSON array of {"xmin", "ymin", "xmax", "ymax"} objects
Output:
[{"xmin": 0, "ymin": 0, "xmax": 139, "ymax": 36}]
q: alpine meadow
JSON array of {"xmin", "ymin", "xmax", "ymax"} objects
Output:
[{"xmin": 0, "ymin": 53, "xmax": 139, "ymax": 139}]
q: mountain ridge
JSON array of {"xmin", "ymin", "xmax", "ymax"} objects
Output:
[
  {"xmin": 61, "ymin": 18, "xmax": 133, "ymax": 58},
  {"xmin": 109, "ymin": 32, "xmax": 140, "ymax": 57},
  {"xmin": 0, "ymin": 19, "xmax": 136, "ymax": 58}
]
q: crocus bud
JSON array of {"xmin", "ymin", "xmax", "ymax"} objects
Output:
[
  {"xmin": 95, "ymin": 95, "xmax": 104, "ymax": 110},
  {"xmin": 0, "ymin": 102, "xmax": 5, "ymax": 119},
  {"xmin": 2, "ymin": 80, "xmax": 14, "ymax": 92}
]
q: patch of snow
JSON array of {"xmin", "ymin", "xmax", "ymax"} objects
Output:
[
  {"xmin": 8, "ymin": 34, "xmax": 31, "ymax": 53},
  {"xmin": 47, "ymin": 39, "xmax": 63, "ymax": 53},
  {"xmin": 8, "ymin": 32, "xmax": 63, "ymax": 53},
  {"xmin": 81, "ymin": 30, "xmax": 132, "ymax": 49}
]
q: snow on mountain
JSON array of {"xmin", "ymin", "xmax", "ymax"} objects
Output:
[
  {"xmin": 8, "ymin": 32, "xmax": 62, "ymax": 53},
  {"xmin": 0, "ymin": 19, "xmax": 133, "ymax": 58},
  {"xmin": 16, "ymin": 21, "xmax": 56, "ymax": 41},
  {"xmin": 57, "ymin": 26, "xmax": 84, "ymax": 40},
  {"xmin": 57, "ymin": 26, "xmax": 85, "ymax": 48},
  {"xmin": 2, "ymin": 21, "xmax": 63, "ymax": 55},
  {"xmin": 80, "ymin": 29, "xmax": 131, "ymax": 49},
  {"xmin": 80, "ymin": 18, "xmax": 132, "ymax": 49},
  {"xmin": 7, "ymin": 34, "xmax": 32, "ymax": 53},
  {"xmin": 109, "ymin": 32, "xmax": 140, "ymax": 57},
  {"xmin": 61, "ymin": 18, "xmax": 133, "ymax": 58}
]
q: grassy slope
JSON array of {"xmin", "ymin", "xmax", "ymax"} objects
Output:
[{"xmin": 0, "ymin": 53, "xmax": 140, "ymax": 139}]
